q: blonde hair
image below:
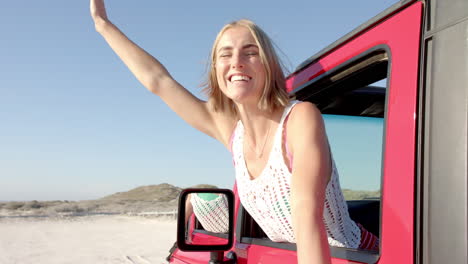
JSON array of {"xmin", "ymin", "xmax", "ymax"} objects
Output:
[{"xmin": 203, "ymin": 19, "xmax": 290, "ymax": 116}]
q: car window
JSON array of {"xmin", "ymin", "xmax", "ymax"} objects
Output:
[
  {"xmin": 237, "ymin": 49, "xmax": 388, "ymax": 263},
  {"xmin": 324, "ymin": 100, "xmax": 384, "ymax": 200}
]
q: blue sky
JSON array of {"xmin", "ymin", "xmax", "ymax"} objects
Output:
[{"xmin": 0, "ymin": 1, "xmax": 396, "ymax": 201}]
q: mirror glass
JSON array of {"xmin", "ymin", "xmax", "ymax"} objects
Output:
[{"xmin": 183, "ymin": 192, "xmax": 230, "ymax": 246}]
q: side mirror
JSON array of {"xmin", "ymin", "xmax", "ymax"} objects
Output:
[{"xmin": 177, "ymin": 188, "xmax": 235, "ymax": 252}]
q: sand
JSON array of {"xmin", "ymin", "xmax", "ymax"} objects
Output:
[{"xmin": 0, "ymin": 215, "xmax": 177, "ymax": 264}]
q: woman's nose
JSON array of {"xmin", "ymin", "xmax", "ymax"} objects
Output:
[{"xmin": 231, "ymin": 54, "xmax": 244, "ymax": 69}]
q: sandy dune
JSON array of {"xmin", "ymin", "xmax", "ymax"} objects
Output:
[{"xmin": 0, "ymin": 215, "xmax": 177, "ymax": 264}]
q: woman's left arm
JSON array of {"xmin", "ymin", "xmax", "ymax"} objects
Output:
[{"xmin": 287, "ymin": 102, "xmax": 332, "ymax": 264}]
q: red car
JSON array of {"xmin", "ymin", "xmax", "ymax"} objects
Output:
[{"xmin": 168, "ymin": 0, "xmax": 468, "ymax": 263}]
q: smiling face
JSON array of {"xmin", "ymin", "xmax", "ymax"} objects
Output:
[
  {"xmin": 214, "ymin": 26, "xmax": 266, "ymax": 105},
  {"xmin": 204, "ymin": 20, "xmax": 289, "ymax": 115}
]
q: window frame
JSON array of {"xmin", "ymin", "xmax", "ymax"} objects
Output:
[{"xmin": 235, "ymin": 46, "xmax": 391, "ymax": 264}]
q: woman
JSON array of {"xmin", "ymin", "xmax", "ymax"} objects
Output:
[{"xmin": 90, "ymin": 1, "xmax": 378, "ymax": 263}]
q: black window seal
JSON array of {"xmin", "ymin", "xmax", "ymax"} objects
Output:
[{"xmin": 291, "ymin": 46, "xmax": 390, "ymax": 101}]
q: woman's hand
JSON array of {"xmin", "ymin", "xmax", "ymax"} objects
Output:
[{"xmin": 90, "ymin": 0, "xmax": 109, "ymax": 25}]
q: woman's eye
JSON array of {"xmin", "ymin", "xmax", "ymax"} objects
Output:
[
  {"xmin": 245, "ymin": 51, "xmax": 258, "ymax": 57},
  {"xmin": 219, "ymin": 54, "xmax": 231, "ymax": 58}
]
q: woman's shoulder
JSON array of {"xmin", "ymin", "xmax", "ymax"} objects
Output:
[
  {"xmin": 286, "ymin": 101, "xmax": 327, "ymax": 146},
  {"xmin": 289, "ymin": 101, "xmax": 323, "ymax": 125}
]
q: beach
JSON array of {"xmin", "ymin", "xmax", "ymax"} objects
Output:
[{"xmin": 0, "ymin": 215, "xmax": 177, "ymax": 264}]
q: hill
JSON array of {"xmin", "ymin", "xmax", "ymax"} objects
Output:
[
  {"xmin": 342, "ymin": 189, "xmax": 380, "ymax": 200},
  {"xmin": 0, "ymin": 183, "xmax": 218, "ymax": 217},
  {"xmin": 101, "ymin": 183, "xmax": 182, "ymax": 202}
]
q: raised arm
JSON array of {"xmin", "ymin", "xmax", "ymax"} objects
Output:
[
  {"xmin": 90, "ymin": 0, "xmax": 235, "ymax": 146},
  {"xmin": 287, "ymin": 102, "xmax": 332, "ymax": 264}
]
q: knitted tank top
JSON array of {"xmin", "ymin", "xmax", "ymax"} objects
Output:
[
  {"xmin": 191, "ymin": 193, "xmax": 229, "ymax": 233},
  {"xmin": 232, "ymin": 101, "xmax": 361, "ymax": 248}
]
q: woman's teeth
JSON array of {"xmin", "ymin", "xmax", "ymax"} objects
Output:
[{"xmin": 231, "ymin": 75, "xmax": 251, "ymax": 82}]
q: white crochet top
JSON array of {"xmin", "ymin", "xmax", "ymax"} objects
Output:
[
  {"xmin": 233, "ymin": 101, "xmax": 361, "ymax": 248},
  {"xmin": 191, "ymin": 193, "xmax": 229, "ymax": 233}
]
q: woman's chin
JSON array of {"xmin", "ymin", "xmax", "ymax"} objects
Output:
[{"xmin": 221, "ymin": 86, "xmax": 260, "ymax": 105}]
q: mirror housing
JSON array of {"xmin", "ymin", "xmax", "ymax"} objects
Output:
[{"xmin": 177, "ymin": 188, "xmax": 235, "ymax": 252}]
